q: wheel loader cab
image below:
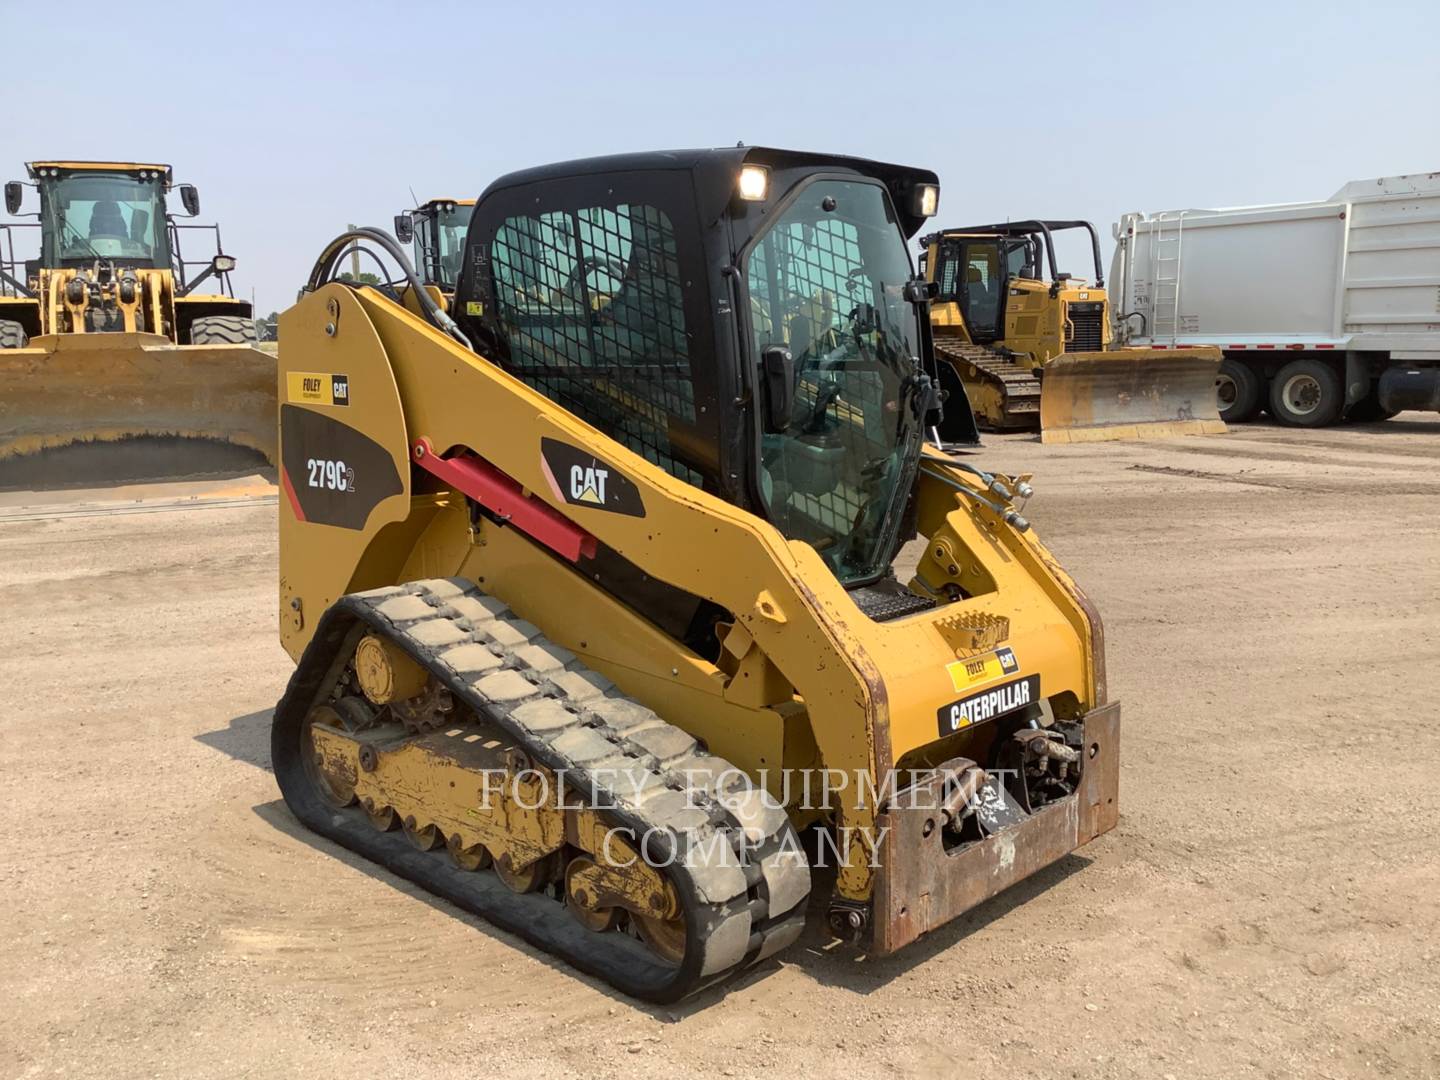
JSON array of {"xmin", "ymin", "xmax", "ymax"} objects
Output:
[
  {"xmin": 31, "ymin": 164, "xmax": 173, "ymax": 270},
  {"xmin": 454, "ymin": 148, "xmax": 950, "ymax": 588},
  {"xmin": 399, "ymin": 198, "xmax": 474, "ymax": 294}
]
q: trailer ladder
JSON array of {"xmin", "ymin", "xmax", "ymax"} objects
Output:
[{"xmin": 1149, "ymin": 211, "xmax": 1186, "ymax": 342}]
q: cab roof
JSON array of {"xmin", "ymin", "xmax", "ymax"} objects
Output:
[
  {"xmin": 478, "ymin": 146, "xmax": 940, "ymax": 238},
  {"xmin": 26, "ymin": 161, "xmax": 174, "ymax": 185},
  {"xmin": 924, "ymin": 220, "xmax": 1095, "ymax": 241},
  {"xmin": 417, "ymin": 197, "xmax": 476, "ymax": 210}
]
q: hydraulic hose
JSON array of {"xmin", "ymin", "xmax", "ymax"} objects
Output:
[
  {"xmin": 920, "ymin": 462, "xmax": 1030, "ymax": 532},
  {"xmin": 305, "ymin": 226, "xmax": 470, "ymax": 350}
]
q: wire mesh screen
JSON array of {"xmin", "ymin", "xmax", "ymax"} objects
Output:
[
  {"xmin": 937, "ymin": 244, "xmax": 960, "ymax": 298},
  {"xmin": 489, "ymin": 204, "xmax": 700, "ymax": 487}
]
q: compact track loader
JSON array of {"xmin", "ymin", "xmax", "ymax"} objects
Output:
[
  {"xmin": 0, "ymin": 161, "xmax": 274, "ymax": 486},
  {"xmin": 921, "ymin": 221, "xmax": 1224, "ymax": 443},
  {"xmin": 273, "ymin": 148, "xmax": 1119, "ymax": 1002}
]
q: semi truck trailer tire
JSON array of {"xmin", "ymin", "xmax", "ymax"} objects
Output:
[
  {"xmin": 1216, "ymin": 356, "xmax": 1263, "ymax": 422},
  {"xmin": 1269, "ymin": 357, "xmax": 1343, "ymax": 427}
]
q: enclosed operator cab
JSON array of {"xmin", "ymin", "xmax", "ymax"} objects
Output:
[{"xmin": 394, "ymin": 198, "xmax": 476, "ymax": 298}]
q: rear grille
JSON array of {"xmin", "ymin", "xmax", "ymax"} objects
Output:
[{"xmin": 1066, "ymin": 302, "xmax": 1104, "ymax": 352}]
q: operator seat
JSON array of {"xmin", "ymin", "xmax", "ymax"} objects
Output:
[
  {"xmin": 966, "ymin": 265, "xmax": 997, "ymax": 328},
  {"xmin": 89, "ymin": 201, "xmax": 128, "ymax": 240}
]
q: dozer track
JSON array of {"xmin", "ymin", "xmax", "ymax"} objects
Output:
[
  {"xmin": 933, "ymin": 337, "xmax": 1041, "ymax": 430},
  {"xmin": 272, "ymin": 577, "xmax": 810, "ymax": 1003}
]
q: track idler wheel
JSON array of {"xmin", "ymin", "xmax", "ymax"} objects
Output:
[
  {"xmin": 634, "ymin": 913, "xmax": 687, "ymax": 967},
  {"xmin": 301, "ymin": 703, "xmax": 359, "ymax": 809}
]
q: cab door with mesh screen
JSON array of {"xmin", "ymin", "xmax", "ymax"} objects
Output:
[{"xmin": 463, "ymin": 173, "xmax": 720, "ymax": 493}]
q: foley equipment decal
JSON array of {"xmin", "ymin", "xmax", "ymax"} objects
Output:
[
  {"xmin": 287, "ymin": 372, "xmax": 350, "ymax": 407},
  {"xmin": 944, "ymin": 646, "xmax": 1020, "ymax": 692}
]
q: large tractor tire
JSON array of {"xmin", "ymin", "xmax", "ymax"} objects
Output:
[
  {"xmin": 0, "ymin": 318, "xmax": 28, "ymax": 349},
  {"xmin": 1269, "ymin": 358, "xmax": 1343, "ymax": 427},
  {"xmin": 1215, "ymin": 357, "xmax": 1262, "ymax": 423},
  {"xmin": 189, "ymin": 315, "xmax": 257, "ymax": 345}
]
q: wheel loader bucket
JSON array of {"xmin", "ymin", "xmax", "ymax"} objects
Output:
[
  {"xmin": 0, "ymin": 332, "xmax": 276, "ymax": 489},
  {"xmin": 1039, "ymin": 346, "xmax": 1226, "ymax": 444}
]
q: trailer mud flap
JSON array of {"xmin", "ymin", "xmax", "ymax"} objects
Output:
[
  {"xmin": 1040, "ymin": 348, "xmax": 1226, "ymax": 444},
  {"xmin": 870, "ymin": 702, "xmax": 1119, "ymax": 955},
  {"xmin": 0, "ymin": 332, "xmax": 276, "ymax": 487}
]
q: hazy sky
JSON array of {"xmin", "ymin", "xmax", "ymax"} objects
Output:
[{"xmin": 4, "ymin": 0, "xmax": 1435, "ymax": 314}]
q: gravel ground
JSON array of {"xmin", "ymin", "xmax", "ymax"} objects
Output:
[{"xmin": 2, "ymin": 417, "xmax": 1437, "ymax": 1080}]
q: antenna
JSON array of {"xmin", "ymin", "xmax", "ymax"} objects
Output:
[{"xmin": 408, "ymin": 184, "xmax": 420, "ymax": 210}]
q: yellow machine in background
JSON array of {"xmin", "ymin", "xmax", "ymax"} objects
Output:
[
  {"xmin": 0, "ymin": 160, "xmax": 274, "ymax": 486},
  {"xmin": 921, "ymin": 220, "xmax": 1224, "ymax": 443},
  {"xmin": 272, "ymin": 148, "xmax": 1119, "ymax": 1002},
  {"xmin": 393, "ymin": 197, "xmax": 475, "ymax": 303}
]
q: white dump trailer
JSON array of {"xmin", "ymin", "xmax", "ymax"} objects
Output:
[{"xmin": 1110, "ymin": 172, "xmax": 1440, "ymax": 426}]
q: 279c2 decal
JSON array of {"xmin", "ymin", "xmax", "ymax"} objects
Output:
[
  {"xmin": 280, "ymin": 405, "xmax": 402, "ymax": 530},
  {"xmin": 306, "ymin": 457, "xmax": 353, "ymax": 492}
]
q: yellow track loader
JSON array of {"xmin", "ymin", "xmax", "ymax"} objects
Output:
[
  {"xmin": 273, "ymin": 148, "xmax": 1119, "ymax": 1002},
  {"xmin": 0, "ymin": 161, "xmax": 275, "ymax": 486},
  {"xmin": 920, "ymin": 220, "xmax": 1224, "ymax": 443}
]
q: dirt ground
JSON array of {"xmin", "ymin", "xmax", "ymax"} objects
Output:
[{"xmin": 3, "ymin": 417, "xmax": 1438, "ymax": 1080}]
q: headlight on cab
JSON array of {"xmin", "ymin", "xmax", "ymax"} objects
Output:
[{"xmin": 737, "ymin": 164, "xmax": 769, "ymax": 202}]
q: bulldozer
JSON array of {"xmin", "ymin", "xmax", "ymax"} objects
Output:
[
  {"xmin": 392, "ymin": 197, "xmax": 475, "ymax": 301},
  {"xmin": 0, "ymin": 160, "xmax": 275, "ymax": 486},
  {"xmin": 273, "ymin": 147, "xmax": 1119, "ymax": 1002},
  {"xmin": 920, "ymin": 220, "xmax": 1224, "ymax": 443}
]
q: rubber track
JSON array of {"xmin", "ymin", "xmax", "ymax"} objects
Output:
[
  {"xmin": 189, "ymin": 315, "xmax": 256, "ymax": 345},
  {"xmin": 934, "ymin": 337, "xmax": 1042, "ymax": 428},
  {"xmin": 272, "ymin": 577, "xmax": 811, "ymax": 1002}
]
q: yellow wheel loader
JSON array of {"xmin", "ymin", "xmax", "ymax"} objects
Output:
[
  {"xmin": 273, "ymin": 148, "xmax": 1119, "ymax": 1002},
  {"xmin": 392, "ymin": 197, "xmax": 475, "ymax": 300},
  {"xmin": 920, "ymin": 220, "xmax": 1224, "ymax": 444},
  {"xmin": 0, "ymin": 161, "xmax": 275, "ymax": 486}
]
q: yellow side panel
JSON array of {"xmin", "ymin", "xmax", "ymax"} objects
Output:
[{"xmin": 277, "ymin": 294, "xmax": 412, "ymax": 658}]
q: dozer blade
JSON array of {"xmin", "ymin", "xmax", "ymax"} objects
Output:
[
  {"xmin": 1039, "ymin": 346, "xmax": 1227, "ymax": 444},
  {"xmin": 0, "ymin": 332, "xmax": 276, "ymax": 488}
]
